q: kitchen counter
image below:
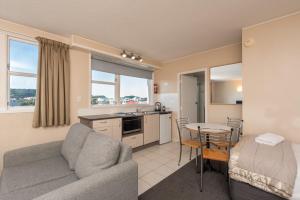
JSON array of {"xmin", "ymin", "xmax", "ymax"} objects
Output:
[
  {"xmin": 79, "ymin": 110, "xmax": 172, "ymax": 149},
  {"xmin": 78, "ymin": 111, "xmax": 172, "ymax": 121}
]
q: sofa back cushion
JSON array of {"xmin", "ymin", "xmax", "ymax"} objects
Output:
[
  {"xmin": 75, "ymin": 133, "xmax": 121, "ymax": 178},
  {"xmin": 61, "ymin": 123, "xmax": 92, "ymax": 170},
  {"xmin": 117, "ymin": 143, "xmax": 132, "ymax": 163}
]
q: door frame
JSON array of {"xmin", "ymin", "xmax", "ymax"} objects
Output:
[{"xmin": 177, "ymin": 68, "xmax": 208, "ymax": 123}]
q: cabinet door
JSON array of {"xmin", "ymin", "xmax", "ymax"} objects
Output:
[
  {"xmin": 152, "ymin": 114, "xmax": 160, "ymax": 142},
  {"xmin": 143, "ymin": 115, "xmax": 152, "ymax": 145},
  {"xmin": 94, "ymin": 126, "xmax": 113, "ymax": 137},
  {"xmin": 112, "ymin": 118, "xmax": 122, "ymax": 141},
  {"xmin": 122, "ymin": 134, "xmax": 143, "ymax": 148},
  {"xmin": 144, "ymin": 114, "xmax": 159, "ymax": 144}
]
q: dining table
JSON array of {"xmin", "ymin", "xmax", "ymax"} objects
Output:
[{"xmin": 185, "ymin": 122, "xmax": 232, "ymax": 134}]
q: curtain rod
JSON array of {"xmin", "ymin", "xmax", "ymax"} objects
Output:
[{"xmin": 0, "ymin": 28, "xmax": 70, "ymax": 44}]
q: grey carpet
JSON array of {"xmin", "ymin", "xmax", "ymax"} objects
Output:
[{"xmin": 139, "ymin": 160, "xmax": 230, "ymax": 200}]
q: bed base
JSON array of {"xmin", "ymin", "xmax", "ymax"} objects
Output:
[{"xmin": 229, "ymin": 179, "xmax": 286, "ymax": 200}]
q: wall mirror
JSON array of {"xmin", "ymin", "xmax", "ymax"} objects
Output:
[{"xmin": 210, "ymin": 63, "xmax": 242, "ymax": 105}]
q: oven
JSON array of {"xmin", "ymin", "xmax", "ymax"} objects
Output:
[{"xmin": 122, "ymin": 116, "xmax": 142, "ymax": 135}]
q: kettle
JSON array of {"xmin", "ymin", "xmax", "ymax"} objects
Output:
[{"xmin": 155, "ymin": 102, "xmax": 162, "ymax": 111}]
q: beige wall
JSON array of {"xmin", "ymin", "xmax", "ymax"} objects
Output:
[
  {"xmin": 211, "ymin": 80, "xmax": 242, "ymax": 104},
  {"xmin": 242, "ymin": 13, "xmax": 300, "ymax": 143},
  {"xmin": 154, "ymin": 44, "xmax": 243, "ymax": 141}
]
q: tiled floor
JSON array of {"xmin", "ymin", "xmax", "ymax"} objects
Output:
[{"xmin": 133, "ymin": 142, "xmax": 196, "ymax": 195}]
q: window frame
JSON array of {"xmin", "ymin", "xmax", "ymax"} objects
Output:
[
  {"xmin": 0, "ymin": 32, "xmax": 38, "ymax": 112},
  {"xmin": 91, "ymin": 71, "xmax": 118, "ymax": 105},
  {"xmin": 90, "ymin": 69, "xmax": 153, "ymax": 107}
]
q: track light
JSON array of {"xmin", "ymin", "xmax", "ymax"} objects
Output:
[
  {"xmin": 120, "ymin": 50, "xmax": 143, "ymax": 63},
  {"xmin": 121, "ymin": 51, "xmax": 127, "ymax": 58}
]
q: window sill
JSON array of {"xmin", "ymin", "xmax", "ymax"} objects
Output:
[{"xmin": 0, "ymin": 106, "xmax": 35, "ymax": 113}]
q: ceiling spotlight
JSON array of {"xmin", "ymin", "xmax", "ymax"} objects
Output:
[
  {"xmin": 121, "ymin": 51, "xmax": 127, "ymax": 58},
  {"xmin": 131, "ymin": 55, "xmax": 135, "ymax": 60},
  {"xmin": 139, "ymin": 58, "xmax": 143, "ymax": 62}
]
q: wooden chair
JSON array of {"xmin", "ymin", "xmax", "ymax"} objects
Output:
[
  {"xmin": 176, "ymin": 117, "xmax": 204, "ymax": 167},
  {"xmin": 211, "ymin": 117, "xmax": 243, "ymax": 149},
  {"xmin": 197, "ymin": 126, "xmax": 233, "ymax": 192}
]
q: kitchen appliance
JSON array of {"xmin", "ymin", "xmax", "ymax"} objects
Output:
[
  {"xmin": 159, "ymin": 113, "xmax": 172, "ymax": 144},
  {"xmin": 161, "ymin": 106, "xmax": 166, "ymax": 112},
  {"xmin": 155, "ymin": 102, "xmax": 162, "ymax": 111},
  {"xmin": 122, "ymin": 116, "xmax": 142, "ymax": 135}
]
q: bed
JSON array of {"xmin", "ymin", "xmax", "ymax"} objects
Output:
[{"xmin": 229, "ymin": 136, "xmax": 300, "ymax": 200}]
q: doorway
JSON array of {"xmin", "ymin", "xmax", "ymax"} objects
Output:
[{"xmin": 179, "ymin": 70, "xmax": 206, "ymax": 123}]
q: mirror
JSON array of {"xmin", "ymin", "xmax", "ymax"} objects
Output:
[{"xmin": 210, "ymin": 63, "xmax": 242, "ymax": 105}]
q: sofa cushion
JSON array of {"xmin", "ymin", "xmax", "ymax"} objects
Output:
[
  {"xmin": 0, "ymin": 156, "xmax": 73, "ymax": 194},
  {"xmin": 118, "ymin": 143, "xmax": 132, "ymax": 163},
  {"xmin": 0, "ymin": 173, "xmax": 78, "ymax": 200},
  {"xmin": 75, "ymin": 133, "xmax": 121, "ymax": 178},
  {"xmin": 61, "ymin": 123, "xmax": 92, "ymax": 169}
]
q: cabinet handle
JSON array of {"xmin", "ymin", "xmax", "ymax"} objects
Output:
[
  {"xmin": 99, "ymin": 129, "xmax": 107, "ymax": 131},
  {"xmin": 99, "ymin": 121, "xmax": 107, "ymax": 123},
  {"xmin": 131, "ymin": 137, "xmax": 136, "ymax": 139}
]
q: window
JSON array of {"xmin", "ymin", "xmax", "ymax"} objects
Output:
[
  {"xmin": 91, "ymin": 71, "xmax": 152, "ymax": 106},
  {"xmin": 120, "ymin": 75, "xmax": 149, "ymax": 104},
  {"xmin": 91, "ymin": 71, "xmax": 116, "ymax": 105},
  {"xmin": 90, "ymin": 57, "xmax": 153, "ymax": 106},
  {"xmin": 8, "ymin": 38, "xmax": 38, "ymax": 107}
]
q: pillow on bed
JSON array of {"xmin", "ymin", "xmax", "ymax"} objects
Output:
[{"xmin": 255, "ymin": 133, "xmax": 284, "ymax": 146}]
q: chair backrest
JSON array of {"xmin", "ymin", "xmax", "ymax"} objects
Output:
[
  {"xmin": 227, "ymin": 117, "xmax": 243, "ymax": 142},
  {"xmin": 176, "ymin": 117, "xmax": 189, "ymax": 144},
  {"xmin": 197, "ymin": 126, "xmax": 233, "ymax": 157}
]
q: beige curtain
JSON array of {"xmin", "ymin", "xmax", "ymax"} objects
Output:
[{"xmin": 33, "ymin": 37, "xmax": 70, "ymax": 128}]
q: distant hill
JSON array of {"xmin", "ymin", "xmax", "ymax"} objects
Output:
[{"xmin": 10, "ymin": 89, "xmax": 36, "ymax": 99}]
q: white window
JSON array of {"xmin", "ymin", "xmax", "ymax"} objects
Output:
[
  {"xmin": 90, "ymin": 60, "xmax": 153, "ymax": 106},
  {"xmin": 120, "ymin": 75, "xmax": 150, "ymax": 104},
  {"xmin": 8, "ymin": 38, "xmax": 38, "ymax": 107},
  {"xmin": 91, "ymin": 71, "xmax": 117, "ymax": 105},
  {"xmin": 0, "ymin": 32, "xmax": 38, "ymax": 112}
]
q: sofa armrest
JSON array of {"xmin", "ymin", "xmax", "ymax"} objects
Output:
[
  {"xmin": 33, "ymin": 160, "xmax": 138, "ymax": 200},
  {"xmin": 3, "ymin": 141, "xmax": 63, "ymax": 168}
]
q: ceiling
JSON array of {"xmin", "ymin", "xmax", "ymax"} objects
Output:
[
  {"xmin": 0, "ymin": 0, "xmax": 300, "ymax": 62},
  {"xmin": 211, "ymin": 63, "xmax": 242, "ymax": 81}
]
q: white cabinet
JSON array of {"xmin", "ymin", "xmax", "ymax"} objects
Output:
[
  {"xmin": 144, "ymin": 114, "xmax": 160, "ymax": 145},
  {"xmin": 122, "ymin": 134, "xmax": 144, "ymax": 148},
  {"xmin": 92, "ymin": 118, "xmax": 122, "ymax": 141}
]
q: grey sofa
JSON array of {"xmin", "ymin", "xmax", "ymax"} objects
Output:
[{"xmin": 0, "ymin": 123, "xmax": 138, "ymax": 200}]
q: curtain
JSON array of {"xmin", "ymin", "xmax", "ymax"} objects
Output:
[{"xmin": 33, "ymin": 37, "xmax": 70, "ymax": 128}]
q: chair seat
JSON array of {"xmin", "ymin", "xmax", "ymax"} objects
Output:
[
  {"xmin": 203, "ymin": 148, "xmax": 229, "ymax": 162},
  {"xmin": 182, "ymin": 139, "xmax": 203, "ymax": 148}
]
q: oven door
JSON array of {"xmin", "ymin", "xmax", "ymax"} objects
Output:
[{"xmin": 123, "ymin": 117, "xmax": 142, "ymax": 135}]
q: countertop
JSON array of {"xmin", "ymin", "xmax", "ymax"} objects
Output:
[{"xmin": 79, "ymin": 111, "xmax": 172, "ymax": 121}]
